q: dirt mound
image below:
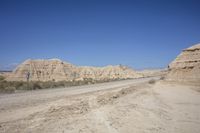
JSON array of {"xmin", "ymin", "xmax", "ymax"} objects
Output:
[
  {"xmin": 6, "ymin": 59, "xmax": 142, "ymax": 81},
  {"xmin": 166, "ymin": 43, "xmax": 200, "ymax": 85}
]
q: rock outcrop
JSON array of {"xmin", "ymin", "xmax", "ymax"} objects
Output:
[
  {"xmin": 166, "ymin": 43, "xmax": 200, "ymax": 84},
  {"xmin": 77, "ymin": 65, "xmax": 142, "ymax": 81},
  {"xmin": 6, "ymin": 59, "xmax": 142, "ymax": 82}
]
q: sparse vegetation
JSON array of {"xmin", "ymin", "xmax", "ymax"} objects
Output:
[
  {"xmin": 4, "ymin": 86, "xmax": 16, "ymax": 93},
  {"xmin": 0, "ymin": 77, "xmax": 123, "ymax": 93},
  {"xmin": 160, "ymin": 76, "xmax": 165, "ymax": 80},
  {"xmin": 148, "ymin": 79, "xmax": 156, "ymax": 84},
  {"xmin": 0, "ymin": 75, "xmax": 5, "ymax": 81}
]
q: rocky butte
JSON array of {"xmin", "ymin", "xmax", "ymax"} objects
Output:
[
  {"xmin": 6, "ymin": 59, "xmax": 143, "ymax": 82},
  {"xmin": 166, "ymin": 43, "xmax": 200, "ymax": 85}
]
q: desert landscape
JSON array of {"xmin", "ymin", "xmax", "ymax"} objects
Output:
[
  {"xmin": 0, "ymin": 43, "xmax": 200, "ymax": 133},
  {"xmin": 1, "ymin": 0, "xmax": 200, "ymax": 133}
]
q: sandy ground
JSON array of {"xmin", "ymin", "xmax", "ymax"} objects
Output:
[{"xmin": 0, "ymin": 77, "xmax": 200, "ymax": 133}]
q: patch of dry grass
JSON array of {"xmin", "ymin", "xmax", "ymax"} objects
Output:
[{"xmin": 0, "ymin": 77, "xmax": 123, "ymax": 93}]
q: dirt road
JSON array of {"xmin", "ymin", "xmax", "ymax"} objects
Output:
[{"xmin": 0, "ymin": 77, "xmax": 200, "ymax": 133}]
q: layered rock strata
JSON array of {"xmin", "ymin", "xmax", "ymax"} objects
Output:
[
  {"xmin": 166, "ymin": 43, "xmax": 200, "ymax": 84},
  {"xmin": 6, "ymin": 59, "xmax": 142, "ymax": 82}
]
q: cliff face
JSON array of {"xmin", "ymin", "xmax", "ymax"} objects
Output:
[
  {"xmin": 77, "ymin": 65, "xmax": 142, "ymax": 81},
  {"xmin": 166, "ymin": 43, "xmax": 200, "ymax": 84},
  {"xmin": 6, "ymin": 59, "xmax": 142, "ymax": 82},
  {"xmin": 6, "ymin": 59, "xmax": 77, "ymax": 81}
]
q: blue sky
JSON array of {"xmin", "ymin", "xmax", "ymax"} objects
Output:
[{"xmin": 0, "ymin": 0, "xmax": 200, "ymax": 70}]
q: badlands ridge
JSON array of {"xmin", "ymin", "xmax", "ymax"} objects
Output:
[
  {"xmin": 6, "ymin": 59, "xmax": 143, "ymax": 82},
  {"xmin": 166, "ymin": 43, "xmax": 200, "ymax": 85},
  {"xmin": 5, "ymin": 43, "xmax": 200, "ymax": 85},
  {"xmin": 0, "ymin": 43, "xmax": 200, "ymax": 133}
]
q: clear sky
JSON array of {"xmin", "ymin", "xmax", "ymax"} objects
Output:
[{"xmin": 0, "ymin": 0, "xmax": 200, "ymax": 70}]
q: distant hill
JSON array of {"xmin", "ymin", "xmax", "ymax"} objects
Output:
[
  {"xmin": 6, "ymin": 59, "xmax": 143, "ymax": 82},
  {"xmin": 0, "ymin": 71, "xmax": 12, "ymax": 79},
  {"xmin": 0, "ymin": 70, "xmax": 12, "ymax": 72},
  {"xmin": 166, "ymin": 43, "xmax": 200, "ymax": 85}
]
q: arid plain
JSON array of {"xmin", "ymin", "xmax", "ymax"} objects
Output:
[{"xmin": 0, "ymin": 43, "xmax": 200, "ymax": 133}]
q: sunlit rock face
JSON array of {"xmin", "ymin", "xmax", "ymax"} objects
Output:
[
  {"xmin": 6, "ymin": 59, "xmax": 142, "ymax": 82},
  {"xmin": 6, "ymin": 59, "xmax": 77, "ymax": 81},
  {"xmin": 166, "ymin": 43, "xmax": 200, "ymax": 84}
]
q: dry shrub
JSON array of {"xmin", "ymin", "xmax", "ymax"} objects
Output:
[
  {"xmin": 0, "ymin": 77, "xmax": 125, "ymax": 93},
  {"xmin": 148, "ymin": 79, "xmax": 156, "ymax": 84},
  {"xmin": 160, "ymin": 76, "xmax": 165, "ymax": 80},
  {"xmin": 32, "ymin": 82, "xmax": 42, "ymax": 90},
  {"xmin": 0, "ymin": 75, "xmax": 5, "ymax": 81},
  {"xmin": 4, "ymin": 86, "xmax": 16, "ymax": 93}
]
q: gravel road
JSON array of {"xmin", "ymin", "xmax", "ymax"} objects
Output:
[{"xmin": 0, "ymin": 77, "xmax": 200, "ymax": 133}]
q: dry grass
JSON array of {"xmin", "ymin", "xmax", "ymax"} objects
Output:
[{"xmin": 0, "ymin": 76, "xmax": 123, "ymax": 93}]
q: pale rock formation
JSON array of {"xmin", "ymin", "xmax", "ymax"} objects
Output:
[
  {"xmin": 7, "ymin": 59, "xmax": 77, "ymax": 81},
  {"xmin": 6, "ymin": 59, "xmax": 142, "ymax": 82},
  {"xmin": 138, "ymin": 69, "xmax": 168, "ymax": 77},
  {"xmin": 0, "ymin": 71, "xmax": 11, "ymax": 79},
  {"xmin": 166, "ymin": 43, "xmax": 200, "ymax": 84},
  {"xmin": 77, "ymin": 65, "xmax": 142, "ymax": 80}
]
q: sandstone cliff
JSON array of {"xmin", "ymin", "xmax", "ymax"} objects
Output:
[
  {"xmin": 6, "ymin": 59, "xmax": 142, "ymax": 82},
  {"xmin": 166, "ymin": 43, "xmax": 200, "ymax": 84}
]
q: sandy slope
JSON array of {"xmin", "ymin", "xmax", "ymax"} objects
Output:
[{"xmin": 0, "ymin": 78, "xmax": 200, "ymax": 133}]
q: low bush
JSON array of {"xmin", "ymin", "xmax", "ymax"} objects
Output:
[
  {"xmin": 160, "ymin": 76, "xmax": 165, "ymax": 80},
  {"xmin": 0, "ymin": 85, "xmax": 16, "ymax": 93},
  {"xmin": 0, "ymin": 75, "xmax": 5, "ymax": 81},
  {"xmin": 4, "ymin": 86, "xmax": 16, "ymax": 93},
  {"xmin": 148, "ymin": 79, "xmax": 156, "ymax": 84}
]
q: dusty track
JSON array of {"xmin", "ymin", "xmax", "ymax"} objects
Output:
[{"xmin": 0, "ymin": 77, "xmax": 200, "ymax": 133}]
